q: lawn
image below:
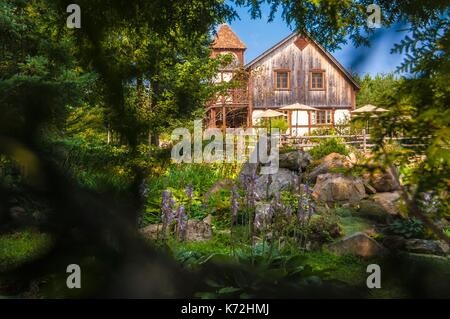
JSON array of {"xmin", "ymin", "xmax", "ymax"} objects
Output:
[{"xmin": 0, "ymin": 228, "xmax": 53, "ymax": 273}]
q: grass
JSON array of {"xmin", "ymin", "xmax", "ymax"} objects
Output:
[
  {"xmin": 339, "ymin": 216, "xmax": 376, "ymax": 236},
  {"xmin": 302, "ymin": 250, "xmax": 368, "ymax": 286},
  {"xmin": 0, "ymin": 229, "xmax": 53, "ymax": 273}
]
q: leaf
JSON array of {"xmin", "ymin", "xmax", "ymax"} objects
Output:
[
  {"xmin": 194, "ymin": 292, "xmax": 217, "ymax": 299},
  {"xmin": 217, "ymin": 287, "xmax": 241, "ymax": 294}
]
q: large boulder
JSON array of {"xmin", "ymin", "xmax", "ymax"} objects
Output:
[
  {"xmin": 327, "ymin": 232, "xmax": 387, "ymax": 258},
  {"xmin": 362, "ymin": 169, "xmax": 400, "ymax": 193},
  {"xmin": 312, "ymin": 173, "xmax": 366, "ymax": 203},
  {"xmin": 255, "ymin": 168, "xmax": 297, "ymax": 199},
  {"xmin": 356, "ymin": 200, "xmax": 392, "ymax": 223},
  {"xmin": 372, "ymin": 191, "xmax": 401, "ymax": 215},
  {"xmin": 404, "ymin": 239, "xmax": 449, "ymax": 256},
  {"xmin": 185, "ymin": 216, "xmax": 213, "ymax": 241},
  {"xmin": 309, "ymin": 153, "xmax": 353, "ymax": 182},
  {"xmin": 279, "ymin": 150, "xmax": 312, "ymax": 171},
  {"xmin": 381, "ymin": 235, "xmax": 407, "ymax": 251}
]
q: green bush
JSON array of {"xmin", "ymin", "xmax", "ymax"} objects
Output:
[
  {"xmin": 385, "ymin": 218, "xmax": 425, "ymax": 239},
  {"xmin": 309, "ymin": 138, "xmax": 349, "ymax": 160}
]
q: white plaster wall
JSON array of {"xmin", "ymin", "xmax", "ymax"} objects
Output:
[
  {"xmin": 290, "ymin": 111, "xmax": 309, "ymax": 126},
  {"xmin": 334, "ymin": 109, "xmax": 351, "ymax": 125}
]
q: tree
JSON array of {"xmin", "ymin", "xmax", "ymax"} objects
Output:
[{"xmin": 355, "ymin": 73, "xmax": 400, "ymax": 108}]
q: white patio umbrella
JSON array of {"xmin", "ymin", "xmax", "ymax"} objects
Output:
[
  {"xmin": 351, "ymin": 104, "xmax": 388, "ymax": 133},
  {"xmin": 255, "ymin": 109, "xmax": 287, "ymax": 134},
  {"xmin": 280, "ymin": 103, "xmax": 318, "ymax": 136},
  {"xmin": 351, "ymin": 104, "xmax": 388, "ymax": 114}
]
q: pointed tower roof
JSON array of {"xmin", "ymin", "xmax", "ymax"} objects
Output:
[{"xmin": 212, "ymin": 24, "xmax": 246, "ymax": 49}]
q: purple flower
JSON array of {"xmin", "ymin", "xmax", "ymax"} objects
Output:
[
  {"xmin": 176, "ymin": 204, "xmax": 188, "ymax": 239},
  {"xmin": 297, "ymin": 191, "xmax": 306, "ymax": 223},
  {"xmin": 285, "ymin": 205, "xmax": 293, "ymax": 217},
  {"xmin": 303, "ymin": 184, "xmax": 312, "ymax": 195},
  {"xmin": 185, "ymin": 184, "xmax": 194, "ymax": 200},
  {"xmin": 230, "ymin": 186, "xmax": 240, "ymax": 220},
  {"xmin": 161, "ymin": 190, "xmax": 175, "ymax": 226},
  {"xmin": 242, "ymin": 173, "xmax": 259, "ymax": 209}
]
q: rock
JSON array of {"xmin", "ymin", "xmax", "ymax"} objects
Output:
[
  {"xmin": 347, "ymin": 152, "xmax": 358, "ymax": 164},
  {"xmin": 254, "ymin": 203, "xmax": 272, "ymax": 231},
  {"xmin": 140, "ymin": 215, "xmax": 213, "ymax": 242},
  {"xmin": 312, "ymin": 173, "xmax": 366, "ymax": 203},
  {"xmin": 238, "ymin": 161, "xmax": 259, "ymax": 186},
  {"xmin": 9, "ymin": 206, "xmax": 26, "ymax": 218},
  {"xmin": 362, "ymin": 169, "xmax": 399, "ymax": 193},
  {"xmin": 357, "ymin": 200, "xmax": 392, "ymax": 223},
  {"xmin": 309, "ymin": 153, "xmax": 353, "ymax": 182},
  {"xmin": 140, "ymin": 223, "xmax": 162, "ymax": 240},
  {"xmin": 404, "ymin": 239, "xmax": 449, "ymax": 256},
  {"xmin": 327, "ymin": 232, "xmax": 387, "ymax": 258},
  {"xmin": 382, "ymin": 235, "xmax": 406, "ymax": 251},
  {"xmin": 185, "ymin": 216, "xmax": 213, "ymax": 241},
  {"xmin": 255, "ymin": 168, "xmax": 297, "ymax": 199},
  {"xmin": 372, "ymin": 191, "xmax": 401, "ymax": 215},
  {"xmin": 364, "ymin": 183, "xmax": 377, "ymax": 195},
  {"xmin": 279, "ymin": 150, "xmax": 312, "ymax": 171},
  {"xmin": 202, "ymin": 214, "xmax": 212, "ymax": 226}
]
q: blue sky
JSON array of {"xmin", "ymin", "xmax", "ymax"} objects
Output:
[{"xmin": 226, "ymin": 4, "xmax": 409, "ymax": 77}]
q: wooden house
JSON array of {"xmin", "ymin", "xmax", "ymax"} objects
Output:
[{"xmin": 207, "ymin": 24, "xmax": 360, "ymax": 135}]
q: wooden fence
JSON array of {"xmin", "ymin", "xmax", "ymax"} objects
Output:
[{"xmin": 282, "ymin": 130, "xmax": 428, "ymax": 152}]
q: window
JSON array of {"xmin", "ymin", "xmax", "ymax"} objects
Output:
[
  {"xmin": 274, "ymin": 70, "xmax": 290, "ymax": 90},
  {"xmin": 310, "ymin": 70, "xmax": 325, "ymax": 90},
  {"xmin": 314, "ymin": 110, "xmax": 332, "ymax": 124}
]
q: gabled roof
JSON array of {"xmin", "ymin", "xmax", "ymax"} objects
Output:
[
  {"xmin": 245, "ymin": 32, "xmax": 360, "ymax": 90},
  {"xmin": 212, "ymin": 24, "xmax": 246, "ymax": 50}
]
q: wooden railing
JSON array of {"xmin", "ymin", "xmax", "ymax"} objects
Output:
[{"xmin": 282, "ymin": 131, "xmax": 429, "ymax": 152}]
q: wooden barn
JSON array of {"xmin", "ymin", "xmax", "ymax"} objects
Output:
[{"xmin": 206, "ymin": 24, "xmax": 360, "ymax": 135}]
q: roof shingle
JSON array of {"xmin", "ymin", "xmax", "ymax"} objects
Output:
[{"xmin": 212, "ymin": 24, "xmax": 246, "ymax": 49}]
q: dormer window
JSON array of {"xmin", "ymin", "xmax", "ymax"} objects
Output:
[
  {"xmin": 274, "ymin": 69, "xmax": 290, "ymax": 90},
  {"xmin": 310, "ymin": 70, "xmax": 326, "ymax": 90}
]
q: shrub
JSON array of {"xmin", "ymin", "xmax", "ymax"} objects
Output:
[
  {"xmin": 309, "ymin": 138, "xmax": 349, "ymax": 160},
  {"xmin": 385, "ymin": 218, "xmax": 425, "ymax": 239}
]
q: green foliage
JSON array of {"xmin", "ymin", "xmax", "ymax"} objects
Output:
[
  {"xmin": 143, "ymin": 163, "xmax": 239, "ymax": 226},
  {"xmin": 444, "ymin": 227, "xmax": 450, "ymax": 238},
  {"xmin": 355, "ymin": 73, "xmax": 400, "ymax": 108},
  {"xmin": 259, "ymin": 118, "xmax": 289, "ymax": 133},
  {"xmin": 0, "ymin": 229, "xmax": 53, "ymax": 272},
  {"xmin": 0, "ymin": 0, "xmax": 95, "ymax": 138},
  {"xmin": 193, "ymin": 244, "xmax": 328, "ymax": 299},
  {"xmin": 308, "ymin": 210, "xmax": 341, "ymax": 243},
  {"xmin": 385, "ymin": 218, "xmax": 425, "ymax": 239},
  {"xmin": 46, "ymin": 136, "xmax": 136, "ymax": 191},
  {"xmin": 309, "ymin": 138, "xmax": 349, "ymax": 160},
  {"xmin": 303, "ymin": 250, "xmax": 368, "ymax": 286}
]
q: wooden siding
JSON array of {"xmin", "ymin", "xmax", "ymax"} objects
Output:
[{"xmin": 249, "ymin": 36, "xmax": 354, "ymax": 109}]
